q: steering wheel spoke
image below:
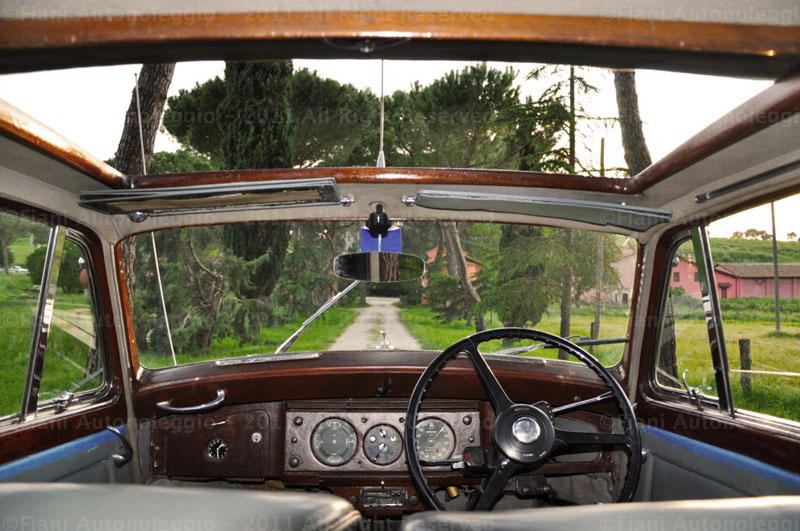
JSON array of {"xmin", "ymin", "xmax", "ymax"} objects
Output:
[
  {"xmin": 552, "ymin": 391, "xmax": 614, "ymax": 415},
  {"xmin": 462, "ymin": 344, "xmax": 514, "ymax": 414},
  {"xmin": 472, "ymin": 458, "xmax": 522, "ymax": 511},
  {"xmin": 554, "ymin": 429, "xmax": 630, "ymax": 451}
]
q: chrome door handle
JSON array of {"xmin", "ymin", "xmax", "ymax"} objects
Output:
[
  {"xmin": 106, "ymin": 426, "xmax": 133, "ymax": 468},
  {"xmin": 156, "ymin": 389, "xmax": 226, "ymax": 414}
]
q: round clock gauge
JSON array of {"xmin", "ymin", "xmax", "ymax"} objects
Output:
[{"xmin": 205, "ymin": 438, "xmax": 229, "ymax": 462}]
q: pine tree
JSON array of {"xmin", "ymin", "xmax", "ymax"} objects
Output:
[{"xmin": 218, "ymin": 61, "xmax": 294, "ymax": 342}]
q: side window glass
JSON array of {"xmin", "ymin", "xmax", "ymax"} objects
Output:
[
  {"xmin": 708, "ymin": 197, "xmax": 799, "ymax": 422},
  {"xmin": 0, "ymin": 211, "xmax": 50, "ymax": 417},
  {"xmin": 655, "ymin": 242, "xmax": 719, "ymax": 398},
  {"xmin": 38, "ymin": 239, "xmax": 105, "ymax": 404}
]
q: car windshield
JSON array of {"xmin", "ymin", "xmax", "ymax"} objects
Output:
[{"xmin": 127, "ymin": 220, "xmax": 635, "ymax": 368}]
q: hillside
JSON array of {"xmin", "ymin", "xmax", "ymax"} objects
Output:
[{"xmin": 678, "ymin": 238, "xmax": 800, "ymax": 263}]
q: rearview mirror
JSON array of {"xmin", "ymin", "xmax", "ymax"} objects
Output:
[{"xmin": 334, "ymin": 252, "xmax": 425, "ymax": 283}]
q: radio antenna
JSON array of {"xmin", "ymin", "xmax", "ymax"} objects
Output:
[
  {"xmin": 134, "ymin": 73, "xmax": 178, "ymax": 367},
  {"xmin": 376, "ymin": 60, "xmax": 386, "ymax": 168}
]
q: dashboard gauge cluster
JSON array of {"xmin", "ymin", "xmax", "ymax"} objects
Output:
[
  {"xmin": 284, "ymin": 408, "xmax": 480, "ymax": 473},
  {"xmin": 311, "ymin": 418, "xmax": 358, "ymax": 466}
]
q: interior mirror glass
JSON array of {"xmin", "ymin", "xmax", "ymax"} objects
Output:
[{"xmin": 334, "ymin": 252, "xmax": 424, "ymax": 283}]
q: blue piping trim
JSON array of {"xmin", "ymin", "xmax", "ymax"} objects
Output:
[
  {"xmin": 0, "ymin": 425, "xmax": 126, "ymax": 481},
  {"xmin": 643, "ymin": 424, "xmax": 800, "ymax": 489}
]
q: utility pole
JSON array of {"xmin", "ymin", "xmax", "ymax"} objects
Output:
[
  {"xmin": 770, "ymin": 201, "xmax": 781, "ymax": 332},
  {"xmin": 592, "ymin": 138, "xmax": 605, "ymax": 351}
]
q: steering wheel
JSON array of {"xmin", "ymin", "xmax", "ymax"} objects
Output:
[{"xmin": 404, "ymin": 328, "xmax": 641, "ymax": 511}]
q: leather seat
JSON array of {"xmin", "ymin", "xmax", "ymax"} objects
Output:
[
  {"xmin": 402, "ymin": 496, "xmax": 800, "ymax": 531},
  {"xmin": 0, "ymin": 483, "xmax": 361, "ymax": 531}
]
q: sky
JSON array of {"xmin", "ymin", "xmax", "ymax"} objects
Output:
[{"xmin": 0, "ymin": 59, "xmax": 797, "ymax": 239}]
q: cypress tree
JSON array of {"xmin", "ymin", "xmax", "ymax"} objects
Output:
[{"xmin": 219, "ymin": 61, "xmax": 294, "ymax": 338}]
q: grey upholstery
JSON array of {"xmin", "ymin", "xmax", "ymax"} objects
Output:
[
  {"xmin": 402, "ymin": 496, "xmax": 800, "ymax": 531},
  {"xmin": 0, "ymin": 483, "xmax": 360, "ymax": 531}
]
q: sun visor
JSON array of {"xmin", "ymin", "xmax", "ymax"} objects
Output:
[
  {"xmin": 79, "ymin": 178, "xmax": 341, "ymax": 218},
  {"xmin": 412, "ymin": 190, "xmax": 671, "ymax": 231}
]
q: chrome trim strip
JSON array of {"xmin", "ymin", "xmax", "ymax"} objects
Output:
[
  {"xmin": 20, "ymin": 225, "xmax": 66, "ymax": 419},
  {"xmin": 691, "ymin": 227, "xmax": 734, "ymax": 415},
  {"xmin": 156, "ymin": 389, "xmax": 226, "ymax": 414},
  {"xmin": 79, "ymin": 178, "xmax": 341, "ymax": 216},
  {"xmin": 414, "ymin": 190, "xmax": 671, "ymax": 231},
  {"xmin": 215, "ymin": 351, "xmax": 322, "ymax": 366}
]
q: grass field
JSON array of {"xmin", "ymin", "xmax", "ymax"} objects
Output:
[
  {"xmin": 0, "ymin": 273, "xmax": 99, "ymax": 416},
  {"xmin": 8, "ymin": 237, "xmax": 39, "ymax": 266},
  {"xmin": 139, "ymin": 307, "xmax": 359, "ymax": 369},
  {"xmin": 399, "ymin": 303, "xmax": 800, "ymax": 421},
  {"xmin": 670, "ymin": 316, "xmax": 800, "ymax": 421},
  {"xmin": 398, "ymin": 304, "xmax": 629, "ymax": 366}
]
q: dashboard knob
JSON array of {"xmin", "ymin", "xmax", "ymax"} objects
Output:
[
  {"xmin": 288, "ymin": 456, "xmax": 301, "ymax": 468},
  {"xmin": 347, "ymin": 495, "xmax": 358, "ymax": 506}
]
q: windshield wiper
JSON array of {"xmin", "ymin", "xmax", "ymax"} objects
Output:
[
  {"xmin": 493, "ymin": 336, "xmax": 628, "ymax": 357},
  {"xmin": 275, "ymin": 281, "xmax": 361, "ymax": 354}
]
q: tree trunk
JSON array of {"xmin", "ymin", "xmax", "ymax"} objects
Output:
[
  {"xmin": 559, "ymin": 67, "xmax": 577, "ymax": 359},
  {"xmin": 113, "ymin": 63, "xmax": 176, "ymax": 298},
  {"xmin": 613, "ymin": 70, "xmax": 677, "ymax": 377},
  {"xmin": 558, "ymin": 229, "xmax": 573, "ymax": 360},
  {"xmin": 1, "ymin": 238, "xmax": 9, "ymax": 276},
  {"xmin": 442, "ymin": 222, "xmax": 486, "ymax": 332},
  {"xmin": 659, "ymin": 296, "xmax": 678, "ymax": 379},
  {"xmin": 114, "ymin": 63, "xmax": 176, "ymax": 176},
  {"xmin": 613, "ymin": 70, "xmax": 652, "ymax": 176}
]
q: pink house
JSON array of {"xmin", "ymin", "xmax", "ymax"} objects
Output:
[
  {"xmin": 715, "ymin": 263, "xmax": 800, "ymax": 299},
  {"xmin": 670, "ymin": 258, "xmax": 800, "ymax": 299}
]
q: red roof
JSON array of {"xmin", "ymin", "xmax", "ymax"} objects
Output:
[{"xmin": 716, "ymin": 263, "xmax": 800, "ymax": 279}]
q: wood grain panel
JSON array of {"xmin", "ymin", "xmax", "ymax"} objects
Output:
[
  {"xmin": 155, "ymin": 405, "xmax": 271, "ymax": 478},
  {"xmin": 130, "ymin": 166, "xmax": 626, "ymax": 193},
  {"xmin": 132, "ymin": 353, "xmax": 617, "ymax": 420},
  {"xmin": 1, "ymin": 12, "xmax": 798, "ymax": 78},
  {"xmin": 0, "ymin": 100, "xmax": 124, "ymax": 188}
]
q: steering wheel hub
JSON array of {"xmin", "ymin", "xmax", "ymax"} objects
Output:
[
  {"xmin": 494, "ymin": 403, "xmax": 555, "ymax": 464},
  {"xmin": 512, "ymin": 417, "xmax": 540, "ymax": 444}
]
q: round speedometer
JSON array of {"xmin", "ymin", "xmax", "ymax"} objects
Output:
[
  {"xmin": 415, "ymin": 418, "xmax": 455, "ymax": 463},
  {"xmin": 311, "ymin": 418, "xmax": 357, "ymax": 466}
]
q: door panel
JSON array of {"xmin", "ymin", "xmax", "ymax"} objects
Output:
[
  {"xmin": 637, "ymin": 223, "xmax": 800, "ymax": 497},
  {"xmin": 0, "ymin": 200, "xmax": 133, "ymax": 484},
  {"xmin": 0, "ymin": 425, "xmax": 132, "ymax": 483},
  {"xmin": 636, "ymin": 426, "xmax": 800, "ymax": 501}
]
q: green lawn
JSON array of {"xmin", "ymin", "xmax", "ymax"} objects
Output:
[
  {"xmin": 398, "ymin": 304, "xmax": 629, "ymax": 366},
  {"xmin": 668, "ymin": 316, "xmax": 800, "ymax": 421},
  {"xmin": 139, "ymin": 307, "xmax": 360, "ymax": 369},
  {"xmin": 8, "ymin": 237, "xmax": 39, "ymax": 266},
  {"xmin": 0, "ymin": 273, "xmax": 99, "ymax": 416},
  {"xmin": 0, "ymin": 274, "xmax": 38, "ymax": 416}
]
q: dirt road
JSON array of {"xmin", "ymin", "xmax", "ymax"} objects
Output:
[{"xmin": 330, "ymin": 296, "xmax": 421, "ymax": 351}]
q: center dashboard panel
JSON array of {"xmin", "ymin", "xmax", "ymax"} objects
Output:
[{"xmin": 285, "ymin": 403, "xmax": 481, "ymax": 473}]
